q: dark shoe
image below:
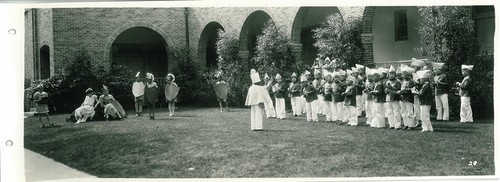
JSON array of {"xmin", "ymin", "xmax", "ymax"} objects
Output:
[
  {"xmin": 150, "ymin": 116, "xmax": 155, "ymax": 120},
  {"xmin": 389, "ymin": 127, "xmax": 395, "ymax": 129}
]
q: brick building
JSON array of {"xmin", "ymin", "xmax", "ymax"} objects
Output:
[{"xmin": 24, "ymin": 6, "xmax": 494, "ymax": 82}]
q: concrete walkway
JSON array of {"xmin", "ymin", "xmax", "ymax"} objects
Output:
[{"xmin": 25, "ymin": 149, "xmax": 97, "ymax": 182}]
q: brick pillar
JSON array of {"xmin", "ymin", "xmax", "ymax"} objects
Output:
[
  {"xmin": 361, "ymin": 33, "xmax": 374, "ymax": 67},
  {"xmin": 291, "ymin": 43, "xmax": 303, "ymax": 64}
]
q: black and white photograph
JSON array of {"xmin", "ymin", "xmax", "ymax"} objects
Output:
[{"xmin": 1, "ymin": 0, "xmax": 498, "ymax": 181}]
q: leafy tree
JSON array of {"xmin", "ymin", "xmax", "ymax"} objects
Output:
[
  {"xmin": 313, "ymin": 13, "xmax": 364, "ymax": 69},
  {"xmin": 253, "ymin": 20, "xmax": 300, "ymax": 77},
  {"xmin": 216, "ymin": 29, "xmax": 250, "ymax": 107}
]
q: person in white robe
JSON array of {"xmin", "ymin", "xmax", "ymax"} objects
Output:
[{"xmin": 245, "ymin": 69, "xmax": 273, "ymax": 131}]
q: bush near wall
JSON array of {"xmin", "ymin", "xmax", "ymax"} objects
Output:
[
  {"xmin": 26, "ymin": 49, "xmax": 136, "ymax": 114},
  {"xmin": 216, "ymin": 30, "xmax": 250, "ymax": 107},
  {"xmin": 171, "ymin": 47, "xmax": 218, "ymax": 107}
]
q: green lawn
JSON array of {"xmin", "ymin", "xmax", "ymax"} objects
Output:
[{"xmin": 24, "ymin": 107, "xmax": 495, "ymax": 178}]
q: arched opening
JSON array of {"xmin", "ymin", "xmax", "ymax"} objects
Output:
[
  {"xmin": 111, "ymin": 27, "xmax": 168, "ymax": 78},
  {"xmin": 239, "ymin": 10, "xmax": 273, "ymax": 60},
  {"xmin": 40, "ymin": 45, "xmax": 50, "ymax": 79},
  {"xmin": 199, "ymin": 22, "xmax": 224, "ymax": 68},
  {"xmin": 291, "ymin": 7, "xmax": 341, "ymax": 66}
]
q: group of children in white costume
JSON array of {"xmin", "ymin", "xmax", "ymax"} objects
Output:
[{"xmin": 246, "ymin": 57, "xmax": 475, "ymax": 132}]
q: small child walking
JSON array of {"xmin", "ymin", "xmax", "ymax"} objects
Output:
[{"xmin": 33, "ymin": 83, "xmax": 52, "ymax": 127}]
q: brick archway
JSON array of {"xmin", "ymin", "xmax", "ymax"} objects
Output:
[
  {"xmin": 103, "ymin": 22, "xmax": 175, "ymax": 71},
  {"xmin": 290, "ymin": 7, "xmax": 342, "ymax": 65},
  {"xmin": 360, "ymin": 6, "xmax": 376, "ymax": 66},
  {"xmin": 239, "ymin": 10, "xmax": 273, "ymax": 61},
  {"xmin": 198, "ymin": 21, "xmax": 224, "ymax": 69}
]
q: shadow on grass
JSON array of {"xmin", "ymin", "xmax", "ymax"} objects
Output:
[{"xmin": 433, "ymin": 129, "xmax": 473, "ymax": 133}]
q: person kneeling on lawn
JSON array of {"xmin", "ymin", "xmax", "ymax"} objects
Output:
[
  {"xmin": 95, "ymin": 85, "xmax": 122, "ymax": 121},
  {"xmin": 245, "ymin": 69, "xmax": 273, "ymax": 131}
]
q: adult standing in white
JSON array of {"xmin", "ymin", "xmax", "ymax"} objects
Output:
[{"xmin": 245, "ymin": 69, "xmax": 273, "ymax": 131}]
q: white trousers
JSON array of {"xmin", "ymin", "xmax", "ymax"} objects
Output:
[
  {"xmin": 346, "ymin": 106, "xmax": 358, "ymax": 125},
  {"xmin": 264, "ymin": 100, "xmax": 276, "ymax": 118},
  {"xmin": 420, "ymin": 105, "xmax": 433, "ymax": 131},
  {"xmin": 324, "ymin": 101, "xmax": 332, "ymax": 121},
  {"xmin": 386, "ymin": 101, "xmax": 402, "ymax": 128},
  {"xmin": 460, "ymin": 96, "xmax": 473, "ymax": 123},
  {"xmin": 356, "ymin": 95, "xmax": 364, "ymax": 116},
  {"xmin": 275, "ymin": 98, "xmax": 286, "ymax": 119},
  {"xmin": 250, "ymin": 105, "xmax": 264, "ymax": 130},
  {"xmin": 414, "ymin": 97, "xmax": 421, "ymax": 121},
  {"xmin": 371, "ymin": 102, "xmax": 385, "ymax": 128},
  {"xmin": 331, "ymin": 102, "xmax": 344, "ymax": 121},
  {"xmin": 435, "ymin": 94, "xmax": 449, "ymax": 121},
  {"xmin": 316, "ymin": 95, "xmax": 324, "ymax": 115},
  {"xmin": 330, "ymin": 102, "xmax": 338, "ymax": 121},
  {"xmin": 365, "ymin": 100, "xmax": 373, "ymax": 124},
  {"xmin": 301, "ymin": 96, "xmax": 307, "ymax": 114},
  {"xmin": 290, "ymin": 96, "xmax": 302, "ymax": 116},
  {"xmin": 305, "ymin": 101, "xmax": 318, "ymax": 121},
  {"xmin": 400, "ymin": 101, "xmax": 416, "ymax": 127}
]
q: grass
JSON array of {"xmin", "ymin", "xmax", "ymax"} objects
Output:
[{"xmin": 24, "ymin": 107, "xmax": 495, "ymax": 178}]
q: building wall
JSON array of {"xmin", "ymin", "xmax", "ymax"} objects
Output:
[
  {"xmin": 372, "ymin": 7, "xmax": 423, "ymax": 63},
  {"xmin": 51, "ymin": 8, "xmax": 186, "ymax": 75},
  {"xmin": 25, "ymin": 9, "xmax": 34, "ymax": 83},
  {"xmin": 188, "ymin": 7, "xmax": 300, "ymax": 69}
]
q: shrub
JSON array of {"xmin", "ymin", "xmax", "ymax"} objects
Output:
[
  {"xmin": 171, "ymin": 48, "xmax": 218, "ymax": 107},
  {"xmin": 253, "ymin": 20, "xmax": 301, "ymax": 77},
  {"xmin": 313, "ymin": 13, "xmax": 364, "ymax": 69},
  {"xmin": 216, "ymin": 29, "xmax": 250, "ymax": 107}
]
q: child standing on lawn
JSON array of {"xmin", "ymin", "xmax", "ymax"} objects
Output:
[
  {"xmin": 457, "ymin": 65, "xmax": 474, "ymax": 123},
  {"xmin": 289, "ymin": 73, "xmax": 302, "ymax": 117},
  {"xmin": 370, "ymin": 70, "xmax": 386, "ymax": 128},
  {"xmin": 145, "ymin": 73, "xmax": 158, "ymax": 119},
  {"xmin": 343, "ymin": 75, "xmax": 357, "ymax": 126},
  {"xmin": 302, "ymin": 74, "xmax": 318, "ymax": 122},
  {"xmin": 432, "ymin": 62, "xmax": 449, "ymax": 122},
  {"xmin": 323, "ymin": 73, "xmax": 333, "ymax": 122},
  {"xmin": 364, "ymin": 68, "xmax": 375, "ymax": 125},
  {"xmin": 414, "ymin": 70, "xmax": 434, "ymax": 132},
  {"xmin": 385, "ymin": 66, "xmax": 402, "ymax": 130},
  {"xmin": 245, "ymin": 69, "xmax": 273, "ymax": 131},
  {"xmin": 312, "ymin": 71, "xmax": 324, "ymax": 116},
  {"xmin": 274, "ymin": 74, "xmax": 287, "ymax": 119},
  {"xmin": 398, "ymin": 66, "xmax": 416, "ymax": 130},
  {"xmin": 215, "ymin": 73, "xmax": 230, "ymax": 112},
  {"xmin": 263, "ymin": 73, "xmax": 276, "ymax": 118},
  {"xmin": 33, "ymin": 83, "xmax": 52, "ymax": 127},
  {"xmin": 132, "ymin": 72, "xmax": 145, "ymax": 116},
  {"xmin": 165, "ymin": 73, "xmax": 178, "ymax": 117}
]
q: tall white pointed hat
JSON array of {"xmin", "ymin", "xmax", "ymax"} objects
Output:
[
  {"xmin": 275, "ymin": 73, "xmax": 282, "ymax": 79},
  {"xmin": 250, "ymin": 69, "xmax": 261, "ymax": 83},
  {"xmin": 432, "ymin": 62, "xmax": 444, "ymax": 70},
  {"xmin": 146, "ymin": 73, "xmax": 154, "ymax": 81}
]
